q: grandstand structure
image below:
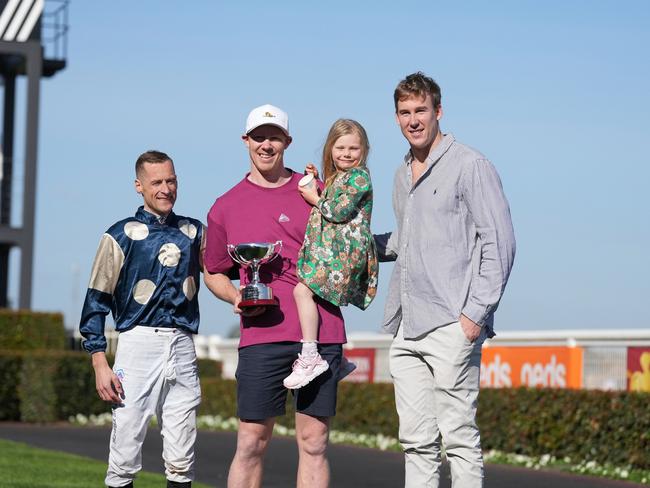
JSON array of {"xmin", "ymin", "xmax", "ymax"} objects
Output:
[{"xmin": 0, "ymin": 0, "xmax": 68, "ymax": 308}]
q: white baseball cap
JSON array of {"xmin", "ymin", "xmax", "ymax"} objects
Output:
[{"xmin": 245, "ymin": 104, "xmax": 290, "ymax": 136}]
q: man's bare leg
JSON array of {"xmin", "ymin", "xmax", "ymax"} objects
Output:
[
  {"xmin": 295, "ymin": 412, "xmax": 330, "ymax": 488},
  {"xmin": 227, "ymin": 418, "xmax": 274, "ymax": 488}
]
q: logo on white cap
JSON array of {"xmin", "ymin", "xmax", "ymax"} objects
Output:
[{"xmin": 245, "ymin": 104, "xmax": 289, "ymax": 136}]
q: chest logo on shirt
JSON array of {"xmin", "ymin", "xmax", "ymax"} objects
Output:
[{"xmin": 278, "ymin": 213, "xmax": 290, "ymax": 223}]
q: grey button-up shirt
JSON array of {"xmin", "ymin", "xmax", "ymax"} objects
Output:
[{"xmin": 376, "ymin": 133, "xmax": 515, "ymax": 339}]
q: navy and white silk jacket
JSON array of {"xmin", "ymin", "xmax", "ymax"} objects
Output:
[{"xmin": 79, "ymin": 206, "xmax": 204, "ymax": 354}]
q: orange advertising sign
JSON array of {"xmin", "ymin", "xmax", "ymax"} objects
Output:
[
  {"xmin": 480, "ymin": 346, "xmax": 583, "ymax": 389},
  {"xmin": 627, "ymin": 347, "xmax": 650, "ymax": 392}
]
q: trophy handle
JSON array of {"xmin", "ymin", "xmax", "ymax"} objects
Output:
[
  {"xmin": 227, "ymin": 244, "xmax": 246, "ymax": 265},
  {"xmin": 228, "ymin": 244, "xmax": 253, "ymax": 285},
  {"xmin": 268, "ymin": 240, "xmax": 283, "ymax": 262}
]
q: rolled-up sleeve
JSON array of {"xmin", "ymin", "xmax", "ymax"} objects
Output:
[{"xmin": 460, "ymin": 159, "xmax": 516, "ymax": 326}]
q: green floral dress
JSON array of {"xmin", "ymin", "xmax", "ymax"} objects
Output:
[{"xmin": 297, "ymin": 166, "xmax": 378, "ymax": 310}]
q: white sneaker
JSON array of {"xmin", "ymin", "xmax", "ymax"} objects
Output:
[{"xmin": 283, "ymin": 353, "xmax": 329, "ymax": 389}]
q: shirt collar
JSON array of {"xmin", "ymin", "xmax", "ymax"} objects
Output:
[
  {"xmin": 135, "ymin": 206, "xmax": 176, "ymax": 226},
  {"xmin": 403, "ymin": 133, "xmax": 456, "ymax": 167}
]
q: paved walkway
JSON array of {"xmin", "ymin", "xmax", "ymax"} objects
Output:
[{"xmin": 0, "ymin": 423, "xmax": 644, "ymax": 487}]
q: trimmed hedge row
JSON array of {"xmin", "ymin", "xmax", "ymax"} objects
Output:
[
  {"xmin": 478, "ymin": 387, "xmax": 650, "ymax": 469},
  {"xmin": 198, "ymin": 379, "xmax": 649, "ymax": 469},
  {"xmin": 1, "ymin": 347, "xmax": 647, "ymax": 469},
  {"xmin": 0, "ymin": 309, "xmax": 65, "ymax": 350},
  {"xmin": 0, "ymin": 351, "xmax": 106, "ymax": 422},
  {"xmin": 0, "ymin": 350, "xmax": 223, "ymax": 422},
  {"xmin": 197, "ymin": 357, "xmax": 223, "ymax": 379},
  {"xmin": 199, "ymin": 380, "xmax": 397, "ymax": 435},
  {"xmin": 0, "ymin": 353, "xmax": 23, "ymax": 420}
]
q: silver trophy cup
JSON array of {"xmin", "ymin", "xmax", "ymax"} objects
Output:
[{"xmin": 227, "ymin": 241, "xmax": 283, "ymax": 308}]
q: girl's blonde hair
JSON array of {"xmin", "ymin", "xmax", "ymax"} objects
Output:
[{"xmin": 321, "ymin": 119, "xmax": 370, "ymax": 186}]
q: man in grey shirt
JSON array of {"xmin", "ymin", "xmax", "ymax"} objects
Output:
[{"xmin": 376, "ymin": 72, "xmax": 515, "ymax": 488}]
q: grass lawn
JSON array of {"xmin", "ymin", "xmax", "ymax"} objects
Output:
[{"xmin": 0, "ymin": 439, "xmax": 212, "ymax": 488}]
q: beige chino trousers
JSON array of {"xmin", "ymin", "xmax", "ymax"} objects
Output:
[{"xmin": 390, "ymin": 321, "xmax": 486, "ymax": 488}]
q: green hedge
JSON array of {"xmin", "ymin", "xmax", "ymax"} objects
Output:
[
  {"xmin": 0, "ymin": 353, "xmax": 22, "ymax": 420},
  {"xmin": 0, "ymin": 351, "xmax": 107, "ymax": 421},
  {"xmin": 197, "ymin": 380, "xmax": 649, "ymax": 469},
  {"xmin": 53, "ymin": 353, "xmax": 113, "ymax": 420},
  {"xmin": 2, "ymin": 347, "xmax": 647, "ymax": 470},
  {"xmin": 334, "ymin": 382, "xmax": 397, "ymax": 435},
  {"xmin": 200, "ymin": 378, "xmax": 238, "ymax": 419},
  {"xmin": 0, "ymin": 350, "xmax": 223, "ymax": 422},
  {"xmin": 478, "ymin": 387, "xmax": 650, "ymax": 469},
  {"xmin": 197, "ymin": 358, "xmax": 223, "ymax": 379},
  {"xmin": 0, "ymin": 309, "xmax": 65, "ymax": 350},
  {"xmin": 199, "ymin": 379, "xmax": 397, "ymax": 435}
]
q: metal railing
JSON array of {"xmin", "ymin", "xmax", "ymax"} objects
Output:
[{"xmin": 41, "ymin": 0, "xmax": 69, "ymax": 61}]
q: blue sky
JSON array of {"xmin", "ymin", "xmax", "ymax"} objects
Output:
[{"xmin": 7, "ymin": 0, "xmax": 649, "ymax": 336}]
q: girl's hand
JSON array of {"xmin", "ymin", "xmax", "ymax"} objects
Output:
[
  {"xmin": 298, "ymin": 183, "xmax": 321, "ymax": 206},
  {"xmin": 305, "ymin": 163, "xmax": 319, "ymax": 180}
]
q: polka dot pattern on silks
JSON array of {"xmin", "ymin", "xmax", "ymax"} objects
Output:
[
  {"xmin": 124, "ymin": 221, "xmax": 149, "ymax": 240},
  {"xmin": 182, "ymin": 276, "xmax": 197, "ymax": 301},
  {"xmin": 79, "ymin": 206, "xmax": 205, "ymax": 354},
  {"xmin": 133, "ymin": 279, "xmax": 156, "ymax": 304},
  {"xmin": 178, "ymin": 219, "xmax": 198, "ymax": 240},
  {"xmin": 158, "ymin": 243, "xmax": 181, "ymax": 267}
]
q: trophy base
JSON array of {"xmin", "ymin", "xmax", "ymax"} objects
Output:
[{"xmin": 239, "ymin": 298, "xmax": 279, "ymax": 309}]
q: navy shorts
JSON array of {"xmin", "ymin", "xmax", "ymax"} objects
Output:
[{"xmin": 236, "ymin": 342, "xmax": 343, "ymax": 420}]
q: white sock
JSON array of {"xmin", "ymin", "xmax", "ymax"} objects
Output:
[{"xmin": 301, "ymin": 341, "xmax": 318, "ymax": 357}]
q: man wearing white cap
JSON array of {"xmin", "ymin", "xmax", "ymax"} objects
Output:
[{"xmin": 204, "ymin": 104, "xmax": 346, "ymax": 488}]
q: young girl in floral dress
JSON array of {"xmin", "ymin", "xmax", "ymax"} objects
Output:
[{"xmin": 283, "ymin": 119, "xmax": 378, "ymax": 389}]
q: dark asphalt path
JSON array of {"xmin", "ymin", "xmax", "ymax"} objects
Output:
[{"xmin": 0, "ymin": 423, "xmax": 644, "ymax": 488}]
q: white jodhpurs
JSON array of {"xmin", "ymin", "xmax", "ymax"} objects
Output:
[
  {"xmin": 390, "ymin": 322, "xmax": 486, "ymax": 488},
  {"xmin": 105, "ymin": 326, "xmax": 201, "ymax": 487}
]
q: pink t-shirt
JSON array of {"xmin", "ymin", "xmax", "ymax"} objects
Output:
[{"xmin": 204, "ymin": 170, "xmax": 346, "ymax": 348}]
